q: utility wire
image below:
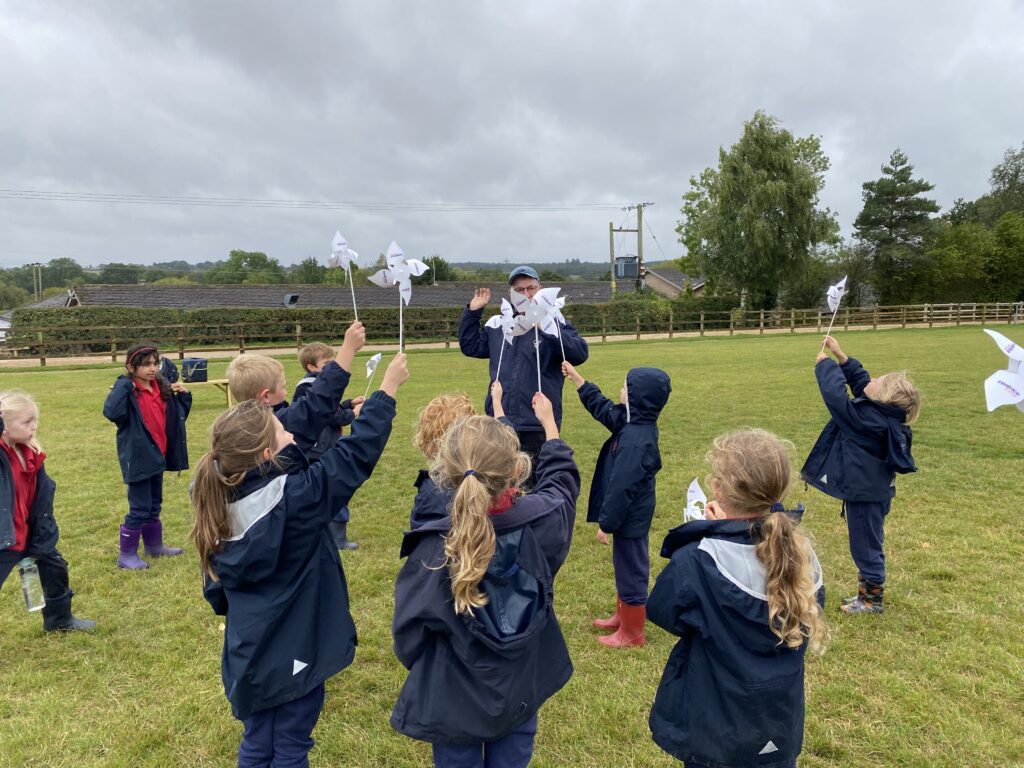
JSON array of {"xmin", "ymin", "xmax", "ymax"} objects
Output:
[{"xmin": 642, "ymin": 213, "xmax": 669, "ymax": 262}]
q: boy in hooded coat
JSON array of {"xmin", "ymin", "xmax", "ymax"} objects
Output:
[
  {"xmin": 801, "ymin": 336, "xmax": 920, "ymax": 614},
  {"xmin": 563, "ymin": 362, "xmax": 671, "ymax": 647}
]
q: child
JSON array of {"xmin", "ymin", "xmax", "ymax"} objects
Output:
[
  {"xmin": 293, "ymin": 341, "xmax": 365, "ymax": 550},
  {"xmin": 409, "ymin": 392, "xmax": 477, "ymax": 530},
  {"xmin": 226, "ymin": 321, "xmax": 365, "ymax": 457},
  {"xmin": 648, "ymin": 429, "xmax": 827, "ymax": 768},
  {"xmin": 1, "ymin": 392, "xmax": 95, "ymax": 631},
  {"xmin": 190, "ymin": 353, "xmax": 409, "ymax": 767},
  {"xmin": 562, "ymin": 360, "xmax": 671, "ymax": 648},
  {"xmin": 391, "ymin": 394, "xmax": 580, "ymax": 767},
  {"xmin": 802, "ymin": 335, "xmax": 920, "ymax": 615},
  {"xmin": 103, "ymin": 343, "xmax": 191, "ymax": 570}
]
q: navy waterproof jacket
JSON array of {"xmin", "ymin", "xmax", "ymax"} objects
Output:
[
  {"xmin": 459, "ymin": 306, "xmax": 588, "ymax": 432},
  {"xmin": 648, "ymin": 519, "xmax": 824, "ymax": 767},
  {"xmin": 800, "ymin": 358, "xmax": 916, "ymax": 503},
  {"xmin": 0, "ymin": 445, "xmax": 59, "ymax": 555},
  {"xmin": 391, "ymin": 439, "xmax": 580, "ymax": 744},
  {"xmin": 102, "ymin": 375, "xmax": 191, "ymax": 484},
  {"xmin": 272, "ymin": 361, "xmax": 353, "ymax": 457},
  {"xmin": 200, "ymin": 391, "xmax": 396, "ymax": 719},
  {"xmin": 408, "ymin": 470, "xmax": 449, "ymax": 530},
  {"xmin": 292, "ymin": 371, "xmax": 356, "ymax": 462},
  {"xmin": 578, "ymin": 368, "xmax": 671, "ymax": 538}
]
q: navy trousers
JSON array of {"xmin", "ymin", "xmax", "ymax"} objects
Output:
[
  {"xmin": 431, "ymin": 715, "xmax": 538, "ymax": 768},
  {"xmin": 845, "ymin": 499, "xmax": 891, "ymax": 585},
  {"xmin": 612, "ymin": 534, "xmax": 649, "ymax": 606},
  {"xmin": 238, "ymin": 683, "xmax": 325, "ymax": 768},
  {"xmin": 124, "ymin": 473, "xmax": 163, "ymax": 529}
]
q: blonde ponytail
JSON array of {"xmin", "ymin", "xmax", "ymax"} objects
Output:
[
  {"xmin": 190, "ymin": 400, "xmax": 278, "ymax": 580},
  {"xmin": 432, "ymin": 416, "xmax": 529, "ymax": 615}
]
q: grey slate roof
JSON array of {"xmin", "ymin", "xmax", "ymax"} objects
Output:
[
  {"xmin": 67, "ymin": 281, "xmax": 613, "ymax": 310},
  {"xmin": 645, "ymin": 267, "xmax": 704, "ymax": 291}
]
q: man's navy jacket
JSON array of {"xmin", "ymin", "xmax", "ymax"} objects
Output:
[
  {"xmin": 458, "ymin": 305, "xmax": 588, "ymax": 432},
  {"xmin": 648, "ymin": 519, "xmax": 824, "ymax": 767},
  {"xmin": 391, "ymin": 439, "xmax": 580, "ymax": 744},
  {"xmin": 578, "ymin": 368, "xmax": 671, "ymax": 538},
  {"xmin": 200, "ymin": 391, "xmax": 396, "ymax": 720},
  {"xmin": 801, "ymin": 358, "xmax": 916, "ymax": 503},
  {"xmin": 272, "ymin": 360, "xmax": 353, "ymax": 457},
  {"xmin": 102, "ymin": 375, "xmax": 191, "ymax": 483}
]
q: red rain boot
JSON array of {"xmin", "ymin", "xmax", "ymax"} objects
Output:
[
  {"xmin": 592, "ymin": 597, "xmax": 622, "ymax": 630},
  {"xmin": 596, "ymin": 602, "xmax": 646, "ymax": 648}
]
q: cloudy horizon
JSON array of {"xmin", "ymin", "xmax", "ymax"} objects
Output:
[{"xmin": 2, "ymin": 1, "xmax": 1022, "ymax": 270}]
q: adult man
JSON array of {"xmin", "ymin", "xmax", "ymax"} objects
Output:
[{"xmin": 459, "ymin": 266, "xmax": 589, "ymax": 479}]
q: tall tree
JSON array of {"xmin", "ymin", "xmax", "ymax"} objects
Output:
[
  {"xmin": 853, "ymin": 148, "xmax": 940, "ymax": 304},
  {"xmin": 976, "ymin": 142, "xmax": 1024, "ymax": 225},
  {"xmin": 98, "ymin": 262, "xmax": 144, "ymax": 284},
  {"xmin": 204, "ymin": 250, "xmax": 286, "ymax": 284},
  {"xmin": 44, "ymin": 257, "xmax": 85, "ymax": 288},
  {"xmin": 412, "ymin": 254, "xmax": 454, "ymax": 285},
  {"xmin": 291, "ymin": 256, "xmax": 326, "ymax": 284},
  {"xmin": 677, "ymin": 110, "xmax": 839, "ymax": 310}
]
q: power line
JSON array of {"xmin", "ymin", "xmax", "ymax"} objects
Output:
[
  {"xmin": 0, "ymin": 188, "xmax": 625, "ymax": 213},
  {"xmin": 642, "ymin": 213, "xmax": 669, "ymax": 262}
]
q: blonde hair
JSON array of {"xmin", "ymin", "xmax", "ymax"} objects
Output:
[
  {"xmin": 190, "ymin": 400, "xmax": 279, "ymax": 580},
  {"xmin": 432, "ymin": 416, "xmax": 530, "ymax": 615},
  {"xmin": 299, "ymin": 342, "xmax": 334, "ymax": 372},
  {"xmin": 871, "ymin": 371, "xmax": 921, "ymax": 425},
  {"xmin": 0, "ymin": 390, "xmax": 42, "ymax": 453},
  {"xmin": 708, "ymin": 429, "xmax": 827, "ymax": 654},
  {"xmin": 415, "ymin": 393, "xmax": 478, "ymax": 460},
  {"xmin": 227, "ymin": 355, "xmax": 285, "ymax": 402}
]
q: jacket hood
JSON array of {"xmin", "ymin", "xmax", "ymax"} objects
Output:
[
  {"xmin": 885, "ymin": 418, "xmax": 916, "ymax": 473},
  {"xmin": 625, "ymin": 368, "xmax": 671, "ymax": 424}
]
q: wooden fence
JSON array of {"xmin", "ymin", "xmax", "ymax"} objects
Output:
[{"xmin": 3, "ymin": 301, "xmax": 1021, "ymax": 366}]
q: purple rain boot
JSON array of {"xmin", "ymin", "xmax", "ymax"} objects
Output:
[
  {"xmin": 118, "ymin": 525, "xmax": 150, "ymax": 570},
  {"xmin": 141, "ymin": 520, "xmax": 184, "ymax": 557}
]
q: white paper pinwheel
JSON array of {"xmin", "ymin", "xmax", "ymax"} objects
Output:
[
  {"xmin": 826, "ymin": 276, "xmax": 848, "ymax": 313},
  {"xmin": 328, "ymin": 231, "xmax": 361, "ymax": 320},
  {"xmin": 367, "ymin": 241, "xmax": 431, "ymax": 306},
  {"xmin": 485, "ymin": 299, "xmax": 530, "ymax": 381},
  {"xmin": 683, "ymin": 478, "xmax": 707, "ymax": 522},
  {"xmin": 982, "ymin": 328, "xmax": 1024, "ymax": 412},
  {"xmin": 363, "ymin": 352, "xmax": 383, "ymax": 397}
]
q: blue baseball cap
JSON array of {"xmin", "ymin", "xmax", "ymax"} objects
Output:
[{"xmin": 508, "ymin": 265, "xmax": 540, "ymax": 284}]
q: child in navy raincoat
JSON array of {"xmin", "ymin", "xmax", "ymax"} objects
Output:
[
  {"xmin": 649, "ymin": 429, "xmax": 827, "ymax": 768},
  {"xmin": 103, "ymin": 343, "xmax": 191, "ymax": 570},
  {"xmin": 562, "ymin": 361, "xmax": 671, "ymax": 648},
  {"xmin": 190, "ymin": 353, "xmax": 408, "ymax": 768},
  {"xmin": 801, "ymin": 335, "xmax": 920, "ymax": 614},
  {"xmin": 391, "ymin": 394, "xmax": 580, "ymax": 768},
  {"xmin": 408, "ymin": 392, "xmax": 477, "ymax": 531}
]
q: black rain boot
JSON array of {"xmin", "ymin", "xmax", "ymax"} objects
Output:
[
  {"xmin": 42, "ymin": 591, "xmax": 97, "ymax": 633},
  {"xmin": 841, "ymin": 581, "xmax": 884, "ymax": 615},
  {"xmin": 329, "ymin": 521, "xmax": 359, "ymax": 551}
]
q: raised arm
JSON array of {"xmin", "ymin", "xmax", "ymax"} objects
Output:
[{"xmin": 458, "ymin": 293, "xmax": 493, "ymax": 360}]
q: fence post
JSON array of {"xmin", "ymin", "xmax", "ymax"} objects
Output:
[
  {"xmin": 37, "ymin": 331, "xmax": 46, "ymax": 367},
  {"xmin": 294, "ymin": 322, "xmax": 303, "ymax": 351},
  {"xmin": 699, "ymin": 311, "xmax": 705, "ymax": 337},
  {"xmin": 844, "ymin": 307, "xmax": 850, "ymax": 331},
  {"xmin": 927, "ymin": 304, "xmax": 933, "ymax": 328},
  {"xmin": 901, "ymin": 306, "xmax": 907, "ymax": 328},
  {"xmin": 635, "ymin": 314, "xmax": 641, "ymax": 340},
  {"xmin": 956, "ymin": 304, "xmax": 961, "ymax": 326},
  {"xmin": 873, "ymin": 307, "xmax": 878, "ymax": 330},
  {"xmin": 729, "ymin": 313, "xmax": 734, "ymax": 336},
  {"xmin": 238, "ymin": 324, "xmax": 246, "ymax": 354},
  {"xmin": 445, "ymin": 319, "xmax": 451, "ymax": 349},
  {"xmin": 981, "ymin": 304, "xmax": 987, "ymax": 324},
  {"xmin": 110, "ymin": 337, "xmax": 117, "ymax": 363},
  {"xmin": 790, "ymin": 308, "xmax": 795, "ymax": 333},
  {"xmin": 601, "ymin": 312, "xmax": 607, "ymax": 343},
  {"xmin": 758, "ymin": 309, "xmax": 764, "ymax": 335},
  {"xmin": 178, "ymin": 326, "xmax": 185, "ymax": 360},
  {"xmin": 668, "ymin": 308, "xmax": 674, "ymax": 339},
  {"xmin": 816, "ymin": 311, "xmax": 822, "ymax": 332}
]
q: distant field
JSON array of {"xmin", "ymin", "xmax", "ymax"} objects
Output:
[{"xmin": 0, "ymin": 326, "xmax": 1021, "ymax": 767}]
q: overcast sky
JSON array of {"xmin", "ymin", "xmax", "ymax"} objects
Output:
[{"xmin": 1, "ymin": 1, "xmax": 1022, "ymax": 270}]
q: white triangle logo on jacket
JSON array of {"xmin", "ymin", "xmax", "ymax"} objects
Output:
[
  {"xmin": 819, "ymin": 474, "xmax": 827, "ymax": 484},
  {"xmin": 293, "ymin": 659, "xmax": 308, "ymax": 676},
  {"xmin": 759, "ymin": 740, "xmax": 779, "ymax": 755}
]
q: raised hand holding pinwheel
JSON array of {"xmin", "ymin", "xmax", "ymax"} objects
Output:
[
  {"xmin": 820, "ymin": 275, "xmax": 848, "ymax": 353},
  {"xmin": 508, "ymin": 288, "xmax": 557, "ymax": 393},
  {"xmin": 484, "ymin": 298, "xmax": 530, "ymax": 381},
  {"xmin": 683, "ymin": 478, "xmax": 707, "ymax": 523},
  {"xmin": 363, "ymin": 352, "xmax": 383, "ymax": 398},
  {"xmin": 982, "ymin": 328, "xmax": 1024, "ymax": 412},
  {"xmin": 329, "ymin": 231, "xmax": 361, "ymax": 321},
  {"xmin": 367, "ymin": 241, "xmax": 431, "ymax": 352}
]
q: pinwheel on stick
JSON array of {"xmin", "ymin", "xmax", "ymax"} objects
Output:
[
  {"xmin": 982, "ymin": 328, "xmax": 1024, "ymax": 412},
  {"xmin": 329, "ymin": 231, "xmax": 360, "ymax": 321},
  {"xmin": 367, "ymin": 241, "xmax": 430, "ymax": 352},
  {"xmin": 484, "ymin": 298, "xmax": 530, "ymax": 381}
]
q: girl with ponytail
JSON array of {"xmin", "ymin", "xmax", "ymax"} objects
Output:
[
  {"xmin": 191, "ymin": 354, "xmax": 408, "ymax": 767},
  {"xmin": 648, "ymin": 429, "xmax": 827, "ymax": 768},
  {"xmin": 391, "ymin": 393, "xmax": 581, "ymax": 768}
]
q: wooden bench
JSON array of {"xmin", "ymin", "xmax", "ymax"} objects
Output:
[{"xmin": 186, "ymin": 378, "xmax": 234, "ymax": 408}]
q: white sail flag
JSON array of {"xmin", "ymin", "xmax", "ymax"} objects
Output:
[
  {"xmin": 826, "ymin": 276, "xmax": 848, "ymax": 313},
  {"xmin": 365, "ymin": 352, "xmax": 382, "ymax": 378},
  {"xmin": 683, "ymin": 478, "xmax": 707, "ymax": 522},
  {"xmin": 984, "ymin": 370, "xmax": 1024, "ymax": 412}
]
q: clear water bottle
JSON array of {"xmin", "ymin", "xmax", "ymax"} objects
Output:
[{"xmin": 19, "ymin": 557, "xmax": 46, "ymax": 612}]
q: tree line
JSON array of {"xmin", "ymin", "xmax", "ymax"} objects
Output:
[{"xmin": 678, "ymin": 110, "xmax": 1023, "ymax": 310}]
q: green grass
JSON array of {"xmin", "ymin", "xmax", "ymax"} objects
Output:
[{"xmin": 1, "ymin": 326, "xmax": 1022, "ymax": 767}]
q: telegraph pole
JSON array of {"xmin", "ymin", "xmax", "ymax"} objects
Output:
[
  {"xmin": 608, "ymin": 222, "xmax": 616, "ymax": 293},
  {"xmin": 611, "ymin": 202, "xmax": 654, "ymax": 293}
]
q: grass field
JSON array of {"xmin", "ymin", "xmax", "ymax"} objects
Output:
[{"xmin": 1, "ymin": 326, "xmax": 1022, "ymax": 767}]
